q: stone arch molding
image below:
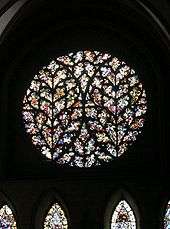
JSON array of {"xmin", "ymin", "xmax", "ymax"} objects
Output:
[{"xmin": 0, "ymin": 0, "xmax": 169, "ymax": 46}]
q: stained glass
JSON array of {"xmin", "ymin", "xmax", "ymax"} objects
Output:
[
  {"xmin": 44, "ymin": 203, "xmax": 68, "ymax": 229},
  {"xmin": 164, "ymin": 201, "xmax": 170, "ymax": 229},
  {"xmin": 111, "ymin": 200, "xmax": 136, "ymax": 229},
  {"xmin": 0, "ymin": 205, "xmax": 17, "ymax": 228},
  {"xmin": 22, "ymin": 50, "xmax": 147, "ymax": 167}
]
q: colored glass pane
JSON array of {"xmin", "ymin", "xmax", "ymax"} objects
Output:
[
  {"xmin": 0, "ymin": 205, "xmax": 17, "ymax": 228},
  {"xmin": 22, "ymin": 50, "xmax": 147, "ymax": 167},
  {"xmin": 44, "ymin": 203, "xmax": 68, "ymax": 229},
  {"xmin": 111, "ymin": 200, "xmax": 136, "ymax": 229},
  {"xmin": 164, "ymin": 201, "xmax": 170, "ymax": 229}
]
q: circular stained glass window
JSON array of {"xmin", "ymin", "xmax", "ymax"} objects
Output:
[{"xmin": 22, "ymin": 50, "xmax": 147, "ymax": 167}]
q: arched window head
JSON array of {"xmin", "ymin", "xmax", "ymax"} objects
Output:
[
  {"xmin": 164, "ymin": 200, "xmax": 170, "ymax": 229},
  {"xmin": 44, "ymin": 202, "xmax": 68, "ymax": 229},
  {"xmin": 111, "ymin": 200, "xmax": 136, "ymax": 229},
  {"xmin": 22, "ymin": 50, "xmax": 147, "ymax": 167},
  {"xmin": 0, "ymin": 205, "xmax": 17, "ymax": 228}
]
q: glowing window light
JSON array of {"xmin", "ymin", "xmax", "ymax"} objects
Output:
[
  {"xmin": 164, "ymin": 201, "xmax": 170, "ymax": 229},
  {"xmin": 22, "ymin": 50, "xmax": 147, "ymax": 167},
  {"xmin": 0, "ymin": 205, "xmax": 17, "ymax": 228},
  {"xmin": 111, "ymin": 200, "xmax": 136, "ymax": 229},
  {"xmin": 44, "ymin": 203, "xmax": 68, "ymax": 229}
]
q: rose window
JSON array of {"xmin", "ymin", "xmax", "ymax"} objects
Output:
[{"xmin": 22, "ymin": 50, "xmax": 147, "ymax": 167}]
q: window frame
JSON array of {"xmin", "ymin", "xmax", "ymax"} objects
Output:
[
  {"xmin": 34, "ymin": 189, "xmax": 70, "ymax": 229},
  {"xmin": 104, "ymin": 190, "xmax": 140, "ymax": 229}
]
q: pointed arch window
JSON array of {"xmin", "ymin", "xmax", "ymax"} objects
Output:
[
  {"xmin": 0, "ymin": 205, "xmax": 17, "ymax": 228},
  {"xmin": 111, "ymin": 200, "xmax": 136, "ymax": 229},
  {"xmin": 164, "ymin": 200, "xmax": 170, "ymax": 229},
  {"xmin": 44, "ymin": 202, "xmax": 68, "ymax": 229}
]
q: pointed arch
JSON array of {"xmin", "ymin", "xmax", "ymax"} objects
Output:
[
  {"xmin": 44, "ymin": 202, "xmax": 68, "ymax": 229},
  {"xmin": 111, "ymin": 200, "xmax": 136, "ymax": 228},
  {"xmin": 104, "ymin": 190, "xmax": 140, "ymax": 229},
  {"xmin": 34, "ymin": 189, "xmax": 70, "ymax": 229},
  {"xmin": 0, "ymin": 192, "xmax": 17, "ymax": 228}
]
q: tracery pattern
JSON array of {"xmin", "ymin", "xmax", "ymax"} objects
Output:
[
  {"xmin": 0, "ymin": 205, "xmax": 17, "ymax": 228},
  {"xmin": 22, "ymin": 50, "xmax": 147, "ymax": 167},
  {"xmin": 164, "ymin": 201, "xmax": 170, "ymax": 229},
  {"xmin": 44, "ymin": 203, "xmax": 68, "ymax": 229},
  {"xmin": 111, "ymin": 200, "xmax": 136, "ymax": 229}
]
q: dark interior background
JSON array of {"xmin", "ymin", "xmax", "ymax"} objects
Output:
[{"xmin": 0, "ymin": 0, "xmax": 169, "ymax": 228}]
